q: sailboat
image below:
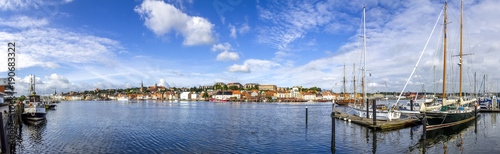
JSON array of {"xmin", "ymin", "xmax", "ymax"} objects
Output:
[
  {"xmin": 22, "ymin": 75, "xmax": 47, "ymax": 121},
  {"xmin": 347, "ymin": 6, "xmax": 401, "ymax": 121},
  {"xmin": 417, "ymin": 0, "xmax": 479, "ymax": 131}
]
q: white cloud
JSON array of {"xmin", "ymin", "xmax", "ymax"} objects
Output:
[
  {"xmin": 228, "ymin": 64, "xmax": 250, "ymax": 73},
  {"xmin": 158, "ymin": 79, "xmax": 171, "ymax": 88},
  {"xmin": 0, "ymin": 28, "xmax": 122, "ymax": 72},
  {"xmin": 239, "ymin": 23, "xmax": 250, "ymax": 34},
  {"xmin": 228, "ymin": 59, "xmax": 279, "ymax": 73},
  {"xmin": 216, "ymin": 51, "xmax": 239, "ymax": 61},
  {"xmin": 229, "ymin": 23, "xmax": 250, "ymax": 39},
  {"xmin": 211, "ymin": 42, "xmax": 232, "ymax": 52},
  {"xmin": 229, "ymin": 24, "xmax": 237, "ymax": 39},
  {"xmin": 0, "ymin": 16, "xmax": 48, "ymax": 28},
  {"xmin": 135, "ymin": 0, "xmax": 215, "ymax": 46}
]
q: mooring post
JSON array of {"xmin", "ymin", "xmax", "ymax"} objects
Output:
[
  {"xmin": 331, "ymin": 111, "xmax": 335, "ymax": 153},
  {"xmin": 306, "ymin": 106, "xmax": 308, "ymax": 127},
  {"xmin": 0, "ymin": 113, "xmax": 6, "ymax": 153},
  {"xmin": 410, "ymin": 99, "xmax": 414, "ymax": 111},
  {"xmin": 366, "ymin": 99, "xmax": 369, "ymax": 119},
  {"xmin": 372, "ymin": 99, "xmax": 377, "ymax": 126},
  {"xmin": 422, "ymin": 113, "xmax": 426, "ymax": 140}
]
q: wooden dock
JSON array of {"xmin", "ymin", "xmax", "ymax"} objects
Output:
[{"xmin": 332, "ymin": 111, "xmax": 420, "ymax": 131}]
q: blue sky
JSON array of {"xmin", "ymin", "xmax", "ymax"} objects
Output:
[{"xmin": 1, "ymin": 0, "xmax": 500, "ymax": 95}]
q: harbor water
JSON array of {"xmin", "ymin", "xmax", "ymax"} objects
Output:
[{"xmin": 13, "ymin": 101, "xmax": 500, "ymax": 153}]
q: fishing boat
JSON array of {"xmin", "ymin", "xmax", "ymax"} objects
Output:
[
  {"xmin": 416, "ymin": 0, "xmax": 478, "ymax": 131},
  {"xmin": 23, "ymin": 75, "xmax": 47, "ymax": 121}
]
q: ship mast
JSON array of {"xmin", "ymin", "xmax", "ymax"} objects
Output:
[
  {"xmin": 343, "ymin": 64, "xmax": 346, "ymax": 95},
  {"xmin": 459, "ymin": 0, "xmax": 463, "ymax": 99},
  {"xmin": 362, "ymin": 5, "xmax": 367, "ymax": 105},
  {"xmin": 443, "ymin": 1, "xmax": 448, "ymax": 99}
]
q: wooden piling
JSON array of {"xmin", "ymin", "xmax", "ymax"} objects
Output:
[
  {"xmin": 410, "ymin": 99, "xmax": 414, "ymax": 111},
  {"xmin": 305, "ymin": 107, "xmax": 308, "ymax": 127},
  {"xmin": 366, "ymin": 100, "xmax": 369, "ymax": 119},
  {"xmin": 0, "ymin": 113, "xmax": 6, "ymax": 153},
  {"xmin": 372, "ymin": 99, "xmax": 377, "ymax": 126},
  {"xmin": 422, "ymin": 113, "xmax": 426, "ymax": 139},
  {"xmin": 331, "ymin": 111, "xmax": 335, "ymax": 153}
]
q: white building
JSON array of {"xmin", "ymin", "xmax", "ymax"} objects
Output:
[
  {"xmin": 180, "ymin": 92, "xmax": 191, "ymax": 100},
  {"xmin": 322, "ymin": 93, "xmax": 336, "ymax": 100},
  {"xmin": 290, "ymin": 87, "xmax": 301, "ymax": 99},
  {"xmin": 191, "ymin": 92, "xmax": 200, "ymax": 100},
  {"xmin": 214, "ymin": 91, "xmax": 233, "ymax": 100},
  {"xmin": 251, "ymin": 91, "xmax": 259, "ymax": 97},
  {"xmin": 303, "ymin": 93, "xmax": 316, "ymax": 100}
]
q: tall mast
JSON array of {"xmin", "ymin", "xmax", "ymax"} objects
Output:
[
  {"xmin": 474, "ymin": 72, "xmax": 476, "ymax": 97},
  {"xmin": 343, "ymin": 64, "xmax": 346, "ymax": 95},
  {"xmin": 459, "ymin": 0, "xmax": 463, "ymax": 98},
  {"xmin": 443, "ymin": 1, "xmax": 448, "ymax": 99},
  {"xmin": 362, "ymin": 5, "xmax": 367, "ymax": 104},
  {"xmin": 353, "ymin": 63, "xmax": 356, "ymax": 102},
  {"xmin": 434, "ymin": 66, "xmax": 436, "ymax": 97}
]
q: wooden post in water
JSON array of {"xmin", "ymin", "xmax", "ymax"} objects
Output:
[
  {"xmin": 331, "ymin": 112, "xmax": 335, "ymax": 153},
  {"xmin": 306, "ymin": 107, "xmax": 308, "ymax": 127},
  {"xmin": 372, "ymin": 99, "xmax": 376, "ymax": 126},
  {"xmin": 366, "ymin": 100, "xmax": 369, "ymax": 119},
  {"xmin": 422, "ymin": 113, "xmax": 426, "ymax": 140},
  {"xmin": 410, "ymin": 99, "xmax": 414, "ymax": 111},
  {"xmin": 0, "ymin": 113, "xmax": 6, "ymax": 153}
]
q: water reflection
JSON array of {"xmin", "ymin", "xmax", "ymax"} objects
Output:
[{"xmin": 10, "ymin": 101, "xmax": 500, "ymax": 153}]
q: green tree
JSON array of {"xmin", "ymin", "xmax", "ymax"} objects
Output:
[
  {"xmin": 202, "ymin": 92, "xmax": 209, "ymax": 98},
  {"xmin": 17, "ymin": 95, "xmax": 26, "ymax": 102}
]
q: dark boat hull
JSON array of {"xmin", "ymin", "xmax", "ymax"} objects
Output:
[
  {"xmin": 418, "ymin": 111, "xmax": 477, "ymax": 131},
  {"xmin": 22, "ymin": 113, "xmax": 47, "ymax": 121}
]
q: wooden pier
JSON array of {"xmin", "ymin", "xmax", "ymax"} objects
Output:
[{"xmin": 332, "ymin": 111, "xmax": 420, "ymax": 131}]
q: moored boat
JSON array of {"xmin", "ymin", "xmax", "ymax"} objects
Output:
[{"xmin": 23, "ymin": 75, "xmax": 47, "ymax": 121}]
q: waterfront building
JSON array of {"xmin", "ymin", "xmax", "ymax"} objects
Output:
[
  {"xmin": 303, "ymin": 93, "xmax": 316, "ymax": 101},
  {"xmin": 250, "ymin": 91, "xmax": 259, "ymax": 97},
  {"xmin": 259, "ymin": 85, "xmax": 277, "ymax": 91},
  {"xmin": 214, "ymin": 91, "xmax": 233, "ymax": 100},
  {"xmin": 274, "ymin": 91, "xmax": 289, "ymax": 98},
  {"xmin": 244, "ymin": 83, "xmax": 259, "ymax": 89},
  {"xmin": 191, "ymin": 92, "xmax": 200, "ymax": 100},
  {"xmin": 148, "ymin": 83, "xmax": 166, "ymax": 92},
  {"xmin": 290, "ymin": 87, "xmax": 301, "ymax": 99},
  {"xmin": 322, "ymin": 92, "xmax": 338, "ymax": 100},
  {"xmin": 231, "ymin": 90, "xmax": 241, "ymax": 99},
  {"xmin": 180, "ymin": 92, "xmax": 191, "ymax": 100}
]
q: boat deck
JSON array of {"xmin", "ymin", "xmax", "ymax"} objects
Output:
[{"xmin": 332, "ymin": 111, "xmax": 420, "ymax": 131}]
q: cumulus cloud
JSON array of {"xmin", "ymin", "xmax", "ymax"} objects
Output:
[
  {"xmin": 0, "ymin": 16, "xmax": 49, "ymax": 28},
  {"xmin": 216, "ymin": 51, "xmax": 239, "ymax": 61},
  {"xmin": 228, "ymin": 64, "xmax": 250, "ymax": 73},
  {"xmin": 228, "ymin": 23, "xmax": 250, "ymax": 39},
  {"xmin": 211, "ymin": 42, "xmax": 232, "ymax": 52},
  {"xmin": 228, "ymin": 59, "xmax": 280, "ymax": 73},
  {"xmin": 229, "ymin": 24, "xmax": 237, "ymax": 39},
  {"xmin": 158, "ymin": 79, "xmax": 171, "ymax": 88},
  {"xmin": 135, "ymin": 0, "xmax": 215, "ymax": 46},
  {"xmin": 0, "ymin": 28, "xmax": 122, "ymax": 72}
]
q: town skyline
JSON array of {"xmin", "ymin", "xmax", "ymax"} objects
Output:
[{"xmin": 1, "ymin": 0, "xmax": 500, "ymax": 96}]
